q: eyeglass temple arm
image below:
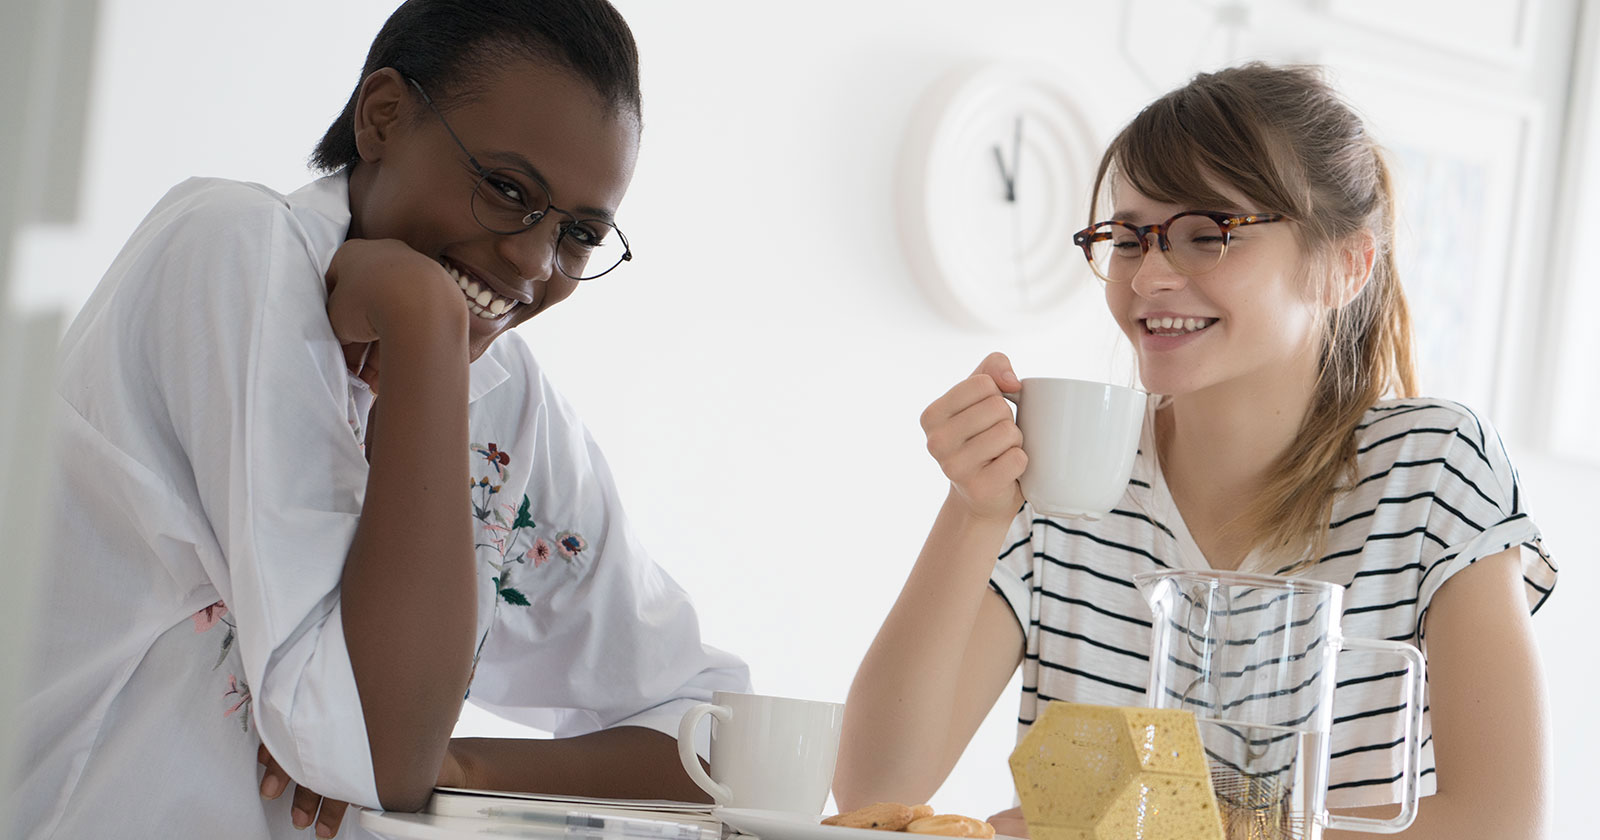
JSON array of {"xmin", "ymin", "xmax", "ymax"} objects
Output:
[{"xmin": 405, "ymin": 77, "xmax": 490, "ymax": 176}]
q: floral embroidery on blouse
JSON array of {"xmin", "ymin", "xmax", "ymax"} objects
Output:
[
  {"xmin": 192, "ymin": 599, "xmax": 250, "ymax": 731},
  {"xmin": 192, "ymin": 601, "xmax": 228, "ymax": 634},
  {"xmin": 554, "ymin": 531, "xmax": 588, "ymax": 560},
  {"xmin": 472, "ymin": 442, "xmax": 511, "ymax": 482},
  {"xmin": 465, "ymin": 441, "xmax": 586, "ymax": 696},
  {"xmin": 223, "ymin": 674, "xmax": 253, "ymax": 731}
]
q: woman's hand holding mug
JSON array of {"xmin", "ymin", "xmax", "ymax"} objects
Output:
[
  {"xmin": 921, "ymin": 352, "xmax": 1029, "ymax": 524},
  {"xmin": 926, "ymin": 352, "xmax": 1148, "ymax": 524}
]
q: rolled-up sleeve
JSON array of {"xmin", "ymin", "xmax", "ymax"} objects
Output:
[
  {"xmin": 988, "ymin": 505, "xmax": 1037, "ymax": 632},
  {"xmin": 118, "ymin": 181, "xmax": 380, "ymax": 806},
  {"xmin": 1412, "ymin": 405, "xmax": 1557, "ymax": 636}
]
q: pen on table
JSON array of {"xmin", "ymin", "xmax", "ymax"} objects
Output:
[{"xmin": 468, "ymin": 808, "xmax": 720, "ymax": 840}]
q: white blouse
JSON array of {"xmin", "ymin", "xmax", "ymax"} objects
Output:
[{"xmin": 16, "ymin": 173, "xmax": 749, "ymax": 839}]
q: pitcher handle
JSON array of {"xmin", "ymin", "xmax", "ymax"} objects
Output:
[
  {"xmin": 677, "ymin": 702, "xmax": 732, "ymax": 805},
  {"xmin": 1325, "ymin": 638, "xmax": 1427, "ymax": 834}
]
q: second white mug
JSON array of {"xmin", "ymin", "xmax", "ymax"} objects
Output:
[
  {"xmin": 676, "ymin": 691, "xmax": 844, "ymax": 814},
  {"xmin": 1007, "ymin": 377, "xmax": 1147, "ymax": 520}
]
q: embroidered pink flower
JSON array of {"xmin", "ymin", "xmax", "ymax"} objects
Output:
[
  {"xmin": 223, "ymin": 674, "xmax": 253, "ymax": 731},
  {"xmin": 554, "ymin": 531, "xmax": 587, "ymax": 560},
  {"xmin": 531, "ymin": 538, "xmax": 552, "ymax": 567},
  {"xmin": 192, "ymin": 601, "xmax": 228, "ymax": 633}
]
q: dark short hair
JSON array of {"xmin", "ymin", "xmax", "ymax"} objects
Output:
[{"xmin": 310, "ymin": 0, "xmax": 641, "ymax": 172}]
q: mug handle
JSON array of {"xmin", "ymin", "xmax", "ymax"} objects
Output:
[
  {"xmin": 677, "ymin": 702, "xmax": 732, "ymax": 805},
  {"xmin": 1324, "ymin": 638, "xmax": 1427, "ymax": 834}
]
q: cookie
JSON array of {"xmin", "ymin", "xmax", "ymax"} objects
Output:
[
  {"xmin": 822, "ymin": 802, "xmax": 918, "ymax": 831},
  {"xmin": 909, "ymin": 805, "xmax": 935, "ymax": 821},
  {"xmin": 904, "ymin": 815, "xmax": 996, "ymax": 838}
]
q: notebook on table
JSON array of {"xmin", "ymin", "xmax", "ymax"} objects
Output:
[{"xmin": 427, "ymin": 788, "xmax": 726, "ymax": 840}]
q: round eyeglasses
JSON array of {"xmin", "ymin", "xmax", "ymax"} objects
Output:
[
  {"xmin": 467, "ymin": 169, "xmax": 630, "ymax": 281},
  {"xmin": 1072, "ymin": 211, "xmax": 1289, "ymax": 283},
  {"xmin": 409, "ymin": 78, "xmax": 632, "ymax": 281}
]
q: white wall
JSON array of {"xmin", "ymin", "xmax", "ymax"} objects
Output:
[{"xmin": 11, "ymin": 0, "xmax": 1595, "ymax": 831}]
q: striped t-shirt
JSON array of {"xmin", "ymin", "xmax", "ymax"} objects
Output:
[{"xmin": 987, "ymin": 397, "xmax": 1557, "ymax": 809}]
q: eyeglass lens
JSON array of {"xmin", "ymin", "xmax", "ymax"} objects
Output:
[
  {"xmin": 1086, "ymin": 214, "xmax": 1229, "ymax": 283},
  {"xmin": 470, "ymin": 168, "xmax": 628, "ymax": 281}
]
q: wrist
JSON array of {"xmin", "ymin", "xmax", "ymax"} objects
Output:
[
  {"xmin": 438, "ymin": 740, "xmax": 475, "ymax": 790},
  {"xmin": 943, "ymin": 486, "xmax": 1020, "ymax": 531}
]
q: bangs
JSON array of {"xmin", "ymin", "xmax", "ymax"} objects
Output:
[
  {"xmin": 1109, "ymin": 129, "xmax": 1235, "ymax": 214},
  {"xmin": 1094, "ymin": 79, "xmax": 1303, "ymax": 223}
]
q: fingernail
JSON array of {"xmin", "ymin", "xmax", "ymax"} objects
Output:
[
  {"xmin": 292, "ymin": 808, "xmax": 311, "ymax": 829},
  {"xmin": 260, "ymin": 774, "xmax": 285, "ymax": 799},
  {"xmin": 316, "ymin": 821, "xmax": 336, "ymax": 838}
]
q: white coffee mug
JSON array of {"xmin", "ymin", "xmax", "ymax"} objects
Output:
[
  {"xmin": 1006, "ymin": 378, "xmax": 1147, "ymax": 520},
  {"xmin": 676, "ymin": 691, "xmax": 844, "ymax": 814}
]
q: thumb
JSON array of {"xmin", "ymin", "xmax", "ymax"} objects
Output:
[{"xmin": 974, "ymin": 351, "xmax": 1021, "ymax": 391}]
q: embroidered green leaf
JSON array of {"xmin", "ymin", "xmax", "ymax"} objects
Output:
[
  {"xmin": 499, "ymin": 587, "xmax": 530, "ymax": 606},
  {"xmin": 213, "ymin": 627, "xmax": 235, "ymax": 670},
  {"xmin": 493, "ymin": 508, "xmax": 509, "ymax": 528},
  {"xmin": 514, "ymin": 495, "xmax": 536, "ymax": 530},
  {"xmin": 491, "ymin": 576, "xmax": 500, "ymax": 589}
]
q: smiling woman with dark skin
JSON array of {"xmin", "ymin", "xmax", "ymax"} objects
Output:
[{"xmin": 14, "ymin": 3, "xmax": 749, "ymax": 839}]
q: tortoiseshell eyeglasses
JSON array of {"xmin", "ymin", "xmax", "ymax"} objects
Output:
[{"xmin": 1072, "ymin": 211, "xmax": 1290, "ymax": 283}]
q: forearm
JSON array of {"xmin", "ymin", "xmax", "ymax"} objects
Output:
[
  {"xmin": 1328, "ymin": 788, "xmax": 1549, "ymax": 840},
  {"xmin": 836, "ymin": 491, "xmax": 1013, "ymax": 805},
  {"xmin": 449, "ymin": 728, "xmax": 712, "ymax": 802},
  {"xmin": 342, "ymin": 318, "xmax": 476, "ymax": 811}
]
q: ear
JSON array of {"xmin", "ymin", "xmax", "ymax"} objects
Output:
[
  {"xmin": 1327, "ymin": 228, "xmax": 1377, "ymax": 308},
  {"xmin": 352, "ymin": 68, "xmax": 411, "ymax": 164}
]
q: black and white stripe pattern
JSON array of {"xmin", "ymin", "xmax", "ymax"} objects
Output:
[{"xmin": 988, "ymin": 398, "xmax": 1557, "ymax": 810}]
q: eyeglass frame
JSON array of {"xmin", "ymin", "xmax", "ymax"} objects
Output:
[
  {"xmin": 406, "ymin": 77, "xmax": 633, "ymax": 281},
  {"xmin": 1071, "ymin": 210, "xmax": 1290, "ymax": 283}
]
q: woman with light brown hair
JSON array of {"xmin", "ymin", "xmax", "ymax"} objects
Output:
[{"xmin": 838, "ymin": 63, "xmax": 1556, "ymax": 839}]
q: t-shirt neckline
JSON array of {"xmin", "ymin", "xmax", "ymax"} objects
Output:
[{"xmin": 1136, "ymin": 398, "xmax": 1263, "ymax": 573}]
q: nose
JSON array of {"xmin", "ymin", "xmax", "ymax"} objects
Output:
[
  {"xmin": 496, "ymin": 218, "xmax": 560, "ymax": 287},
  {"xmin": 1127, "ymin": 239, "xmax": 1187, "ymax": 297}
]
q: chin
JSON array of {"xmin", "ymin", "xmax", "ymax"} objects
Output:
[
  {"xmin": 1132, "ymin": 365, "xmax": 1206, "ymax": 398},
  {"xmin": 467, "ymin": 329, "xmax": 505, "ymax": 362}
]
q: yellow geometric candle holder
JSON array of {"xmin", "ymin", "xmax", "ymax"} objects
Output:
[{"xmin": 1009, "ymin": 701, "xmax": 1225, "ymax": 840}]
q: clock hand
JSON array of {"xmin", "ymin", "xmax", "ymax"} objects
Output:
[
  {"xmin": 992, "ymin": 116, "xmax": 1024, "ymax": 202},
  {"xmin": 1010, "ymin": 115, "xmax": 1023, "ymax": 198}
]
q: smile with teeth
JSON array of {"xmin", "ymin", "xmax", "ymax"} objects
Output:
[
  {"xmin": 442, "ymin": 260, "xmax": 518, "ymax": 319},
  {"xmin": 1143, "ymin": 316, "xmax": 1216, "ymax": 335}
]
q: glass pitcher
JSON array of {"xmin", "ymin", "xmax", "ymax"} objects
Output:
[{"xmin": 1134, "ymin": 569, "xmax": 1426, "ymax": 839}]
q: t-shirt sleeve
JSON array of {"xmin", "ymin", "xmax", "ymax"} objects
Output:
[
  {"xmin": 1414, "ymin": 405, "xmax": 1557, "ymax": 637},
  {"xmin": 65, "ymin": 181, "xmax": 380, "ymax": 806},
  {"xmin": 459, "ymin": 344, "xmax": 751, "ymax": 759},
  {"xmin": 988, "ymin": 504, "xmax": 1037, "ymax": 631}
]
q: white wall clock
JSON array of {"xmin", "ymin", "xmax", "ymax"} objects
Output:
[{"xmin": 897, "ymin": 62, "xmax": 1101, "ymax": 331}]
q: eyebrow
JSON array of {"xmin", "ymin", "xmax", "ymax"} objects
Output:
[{"xmin": 482, "ymin": 150, "xmax": 618, "ymax": 222}]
